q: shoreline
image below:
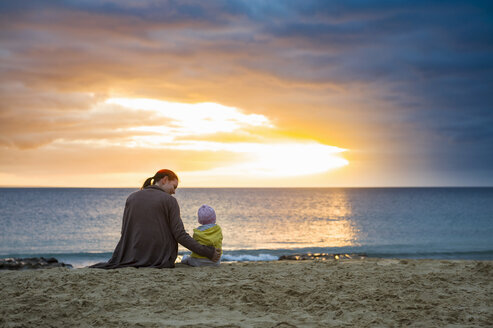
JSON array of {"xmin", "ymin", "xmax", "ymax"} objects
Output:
[
  {"xmin": 1, "ymin": 259, "xmax": 492, "ymax": 327},
  {"xmin": 2, "ymin": 248, "xmax": 493, "ymax": 269}
]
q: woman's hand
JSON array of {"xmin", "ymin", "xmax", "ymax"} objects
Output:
[{"xmin": 211, "ymin": 248, "xmax": 222, "ymax": 262}]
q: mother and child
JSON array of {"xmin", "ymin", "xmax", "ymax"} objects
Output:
[{"xmin": 90, "ymin": 169, "xmax": 222, "ymax": 269}]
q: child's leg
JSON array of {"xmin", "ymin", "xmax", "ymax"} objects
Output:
[{"xmin": 188, "ymin": 257, "xmax": 220, "ymax": 267}]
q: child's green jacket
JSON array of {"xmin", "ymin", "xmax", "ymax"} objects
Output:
[{"xmin": 191, "ymin": 225, "xmax": 223, "ymax": 259}]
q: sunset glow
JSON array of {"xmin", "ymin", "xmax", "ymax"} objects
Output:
[
  {"xmin": 1, "ymin": 1, "xmax": 491, "ymax": 187},
  {"xmin": 100, "ymin": 98, "xmax": 348, "ymax": 178},
  {"xmin": 106, "ymin": 98, "xmax": 273, "ymax": 138},
  {"xmin": 185, "ymin": 142, "xmax": 348, "ymax": 177}
]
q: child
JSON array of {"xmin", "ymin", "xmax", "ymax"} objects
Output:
[{"xmin": 181, "ymin": 204, "xmax": 223, "ymax": 267}]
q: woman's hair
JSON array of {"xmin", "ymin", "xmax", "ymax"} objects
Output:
[{"xmin": 141, "ymin": 169, "xmax": 179, "ymax": 190}]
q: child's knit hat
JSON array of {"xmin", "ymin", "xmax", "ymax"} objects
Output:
[{"xmin": 198, "ymin": 204, "xmax": 216, "ymax": 225}]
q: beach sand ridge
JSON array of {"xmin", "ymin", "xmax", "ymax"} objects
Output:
[{"xmin": 1, "ymin": 259, "xmax": 492, "ymax": 327}]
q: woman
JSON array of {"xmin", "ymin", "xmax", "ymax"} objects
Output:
[{"xmin": 90, "ymin": 169, "xmax": 221, "ymax": 269}]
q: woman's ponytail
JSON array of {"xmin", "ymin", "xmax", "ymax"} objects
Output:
[{"xmin": 141, "ymin": 177, "xmax": 154, "ymax": 190}]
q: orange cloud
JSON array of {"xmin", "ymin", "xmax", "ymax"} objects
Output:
[{"xmin": 0, "ymin": 1, "xmax": 445, "ymax": 187}]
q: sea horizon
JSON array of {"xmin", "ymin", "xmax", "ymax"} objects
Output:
[{"xmin": 1, "ymin": 186, "xmax": 493, "ymax": 189}]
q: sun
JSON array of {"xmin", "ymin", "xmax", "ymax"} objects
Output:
[{"xmin": 189, "ymin": 142, "xmax": 348, "ymax": 177}]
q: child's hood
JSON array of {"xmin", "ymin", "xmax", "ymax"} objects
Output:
[{"xmin": 193, "ymin": 224, "xmax": 222, "ymax": 237}]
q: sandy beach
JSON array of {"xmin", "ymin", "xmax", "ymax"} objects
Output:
[{"xmin": 1, "ymin": 259, "xmax": 492, "ymax": 327}]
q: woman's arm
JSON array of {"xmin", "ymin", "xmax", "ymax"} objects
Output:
[{"xmin": 167, "ymin": 198, "xmax": 216, "ymax": 260}]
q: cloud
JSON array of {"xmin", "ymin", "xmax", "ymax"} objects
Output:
[
  {"xmin": 106, "ymin": 98, "xmax": 272, "ymax": 137},
  {"xmin": 0, "ymin": 92, "xmax": 348, "ymax": 182},
  {"xmin": 0, "ymin": 0, "xmax": 492, "ymax": 185}
]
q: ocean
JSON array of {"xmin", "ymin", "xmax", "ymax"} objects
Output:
[{"xmin": 1, "ymin": 187, "xmax": 492, "ymax": 268}]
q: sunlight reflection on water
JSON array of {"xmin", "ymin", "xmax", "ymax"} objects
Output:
[{"xmin": 176, "ymin": 188, "xmax": 359, "ymax": 251}]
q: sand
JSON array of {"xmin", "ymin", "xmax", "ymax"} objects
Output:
[{"xmin": 1, "ymin": 259, "xmax": 492, "ymax": 327}]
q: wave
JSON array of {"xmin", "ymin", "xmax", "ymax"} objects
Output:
[
  {"xmin": 221, "ymin": 253, "xmax": 279, "ymax": 262},
  {"xmin": 220, "ymin": 249, "xmax": 493, "ymax": 262}
]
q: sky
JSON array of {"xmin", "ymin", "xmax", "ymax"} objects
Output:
[{"xmin": 0, "ymin": 0, "xmax": 492, "ymax": 187}]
